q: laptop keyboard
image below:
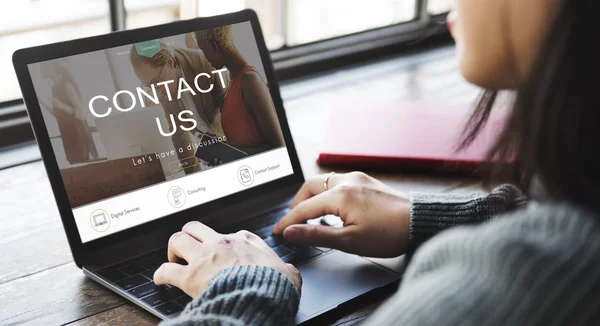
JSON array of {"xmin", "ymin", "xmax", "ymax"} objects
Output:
[
  {"xmin": 261, "ymin": 233, "xmax": 327, "ymax": 264},
  {"xmin": 97, "ymin": 249, "xmax": 191, "ymax": 316},
  {"xmin": 95, "ymin": 212, "xmax": 331, "ymax": 317}
]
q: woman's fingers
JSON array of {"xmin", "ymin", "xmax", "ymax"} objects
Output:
[
  {"xmin": 182, "ymin": 221, "xmax": 220, "ymax": 243},
  {"xmin": 167, "ymin": 231, "xmax": 202, "ymax": 263},
  {"xmin": 289, "ymin": 177, "xmax": 319, "ymax": 209},
  {"xmin": 273, "ymin": 190, "xmax": 340, "ymax": 234},
  {"xmin": 290, "ymin": 173, "xmax": 340, "ymax": 208},
  {"xmin": 153, "ymin": 262, "xmax": 187, "ymax": 288},
  {"xmin": 282, "ymin": 224, "xmax": 352, "ymax": 250}
]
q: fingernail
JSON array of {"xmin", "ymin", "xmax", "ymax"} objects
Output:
[
  {"xmin": 283, "ymin": 226, "xmax": 298, "ymax": 238},
  {"xmin": 170, "ymin": 232, "xmax": 181, "ymax": 241},
  {"xmin": 153, "ymin": 265, "xmax": 162, "ymax": 281}
]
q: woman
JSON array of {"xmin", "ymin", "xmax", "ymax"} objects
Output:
[
  {"xmin": 155, "ymin": 1, "xmax": 600, "ymax": 325},
  {"xmin": 194, "ymin": 25, "xmax": 285, "ymax": 155},
  {"xmin": 39, "ymin": 60, "xmax": 99, "ymax": 165},
  {"xmin": 130, "ymin": 40, "xmax": 228, "ymax": 173}
]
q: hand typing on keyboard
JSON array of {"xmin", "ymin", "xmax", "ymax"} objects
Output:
[
  {"xmin": 272, "ymin": 171, "xmax": 411, "ymax": 258},
  {"xmin": 153, "ymin": 221, "xmax": 302, "ymax": 298}
]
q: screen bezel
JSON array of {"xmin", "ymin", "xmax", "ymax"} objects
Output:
[{"xmin": 12, "ymin": 9, "xmax": 304, "ymax": 266}]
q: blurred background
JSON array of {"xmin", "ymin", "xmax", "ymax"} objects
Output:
[
  {"xmin": 0, "ymin": 0, "xmax": 455, "ymax": 170},
  {"xmin": 0, "ymin": 0, "xmax": 450, "ymax": 103}
]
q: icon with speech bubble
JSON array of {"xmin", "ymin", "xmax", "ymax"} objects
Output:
[
  {"xmin": 172, "ymin": 188, "xmax": 182, "ymax": 204},
  {"xmin": 167, "ymin": 186, "xmax": 186, "ymax": 208}
]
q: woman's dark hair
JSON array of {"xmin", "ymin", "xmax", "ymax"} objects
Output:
[{"xmin": 460, "ymin": 0, "xmax": 600, "ymax": 212}]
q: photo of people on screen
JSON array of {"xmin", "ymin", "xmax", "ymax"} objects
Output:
[
  {"xmin": 29, "ymin": 22, "xmax": 287, "ymax": 208},
  {"xmin": 194, "ymin": 26, "xmax": 285, "ymax": 156},
  {"xmin": 129, "ymin": 39, "xmax": 228, "ymax": 172},
  {"xmin": 38, "ymin": 60, "xmax": 99, "ymax": 165}
]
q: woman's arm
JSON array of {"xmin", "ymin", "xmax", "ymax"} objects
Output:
[
  {"xmin": 155, "ymin": 223, "xmax": 302, "ymax": 326},
  {"xmin": 241, "ymin": 71, "xmax": 285, "ymax": 148},
  {"xmin": 155, "ymin": 182, "xmax": 528, "ymax": 325},
  {"xmin": 38, "ymin": 97, "xmax": 54, "ymax": 116},
  {"xmin": 273, "ymin": 172, "xmax": 528, "ymax": 259},
  {"xmin": 408, "ymin": 184, "xmax": 527, "ymax": 255},
  {"xmin": 162, "ymin": 266, "xmax": 299, "ymax": 326},
  {"xmin": 364, "ymin": 203, "xmax": 599, "ymax": 325},
  {"xmin": 161, "ymin": 185, "xmax": 529, "ymax": 326},
  {"xmin": 52, "ymin": 97, "xmax": 74, "ymax": 115}
]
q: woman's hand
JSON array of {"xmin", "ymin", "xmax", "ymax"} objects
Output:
[
  {"xmin": 272, "ymin": 172, "xmax": 411, "ymax": 258},
  {"xmin": 154, "ymin": 221, "xmax": 302, "ymax": 298}
]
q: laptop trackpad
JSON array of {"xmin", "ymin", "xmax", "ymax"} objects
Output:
[{"xmin": 296, "ymin": 250, "xmax": 398, "ymax": 319}]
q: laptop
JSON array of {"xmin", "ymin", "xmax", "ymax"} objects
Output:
[{"xmin": 13, "ymin": 10, "xmax": 403, "ymax": 324}]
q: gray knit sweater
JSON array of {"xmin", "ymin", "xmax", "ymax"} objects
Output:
[{"xmin": 163, "ymin": 185, "xmax": 600, "ymax": 325}]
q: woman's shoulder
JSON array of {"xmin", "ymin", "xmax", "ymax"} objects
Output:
[
  {"xmin": 174, "ymin": 47, "xmax": 212, "ymax": 72},
  {"xmin": 410, "ymin": 202, "xmax": 600, "ymax": 277},
  {"xmin": 240, "ymin": 68, "xmax": 266, "ymax": 84},
  {"xmin": 377, "ymin": 203, "xmax": 600, "ymax": 326},
  {"xmin": 240, "ymin": 69, "xmax": 269, "ymax": 103},
  {"xmin": 399, "ymin": 202, "xmax": 600, "ymax": 324},
  {"xmin": 491, "ymin": 202, "xmax": 600, "ymax": 239},
  {"xmin": 436, "ymin": 202, "xmax": 598, "ymax": 242}
]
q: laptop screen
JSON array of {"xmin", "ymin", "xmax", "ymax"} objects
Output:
[{"xmin": 26, "ymin": 22, "xmax": 294, "ymax": 243}]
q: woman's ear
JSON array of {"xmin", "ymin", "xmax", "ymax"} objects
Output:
[{"xmin": 167, "ymin": 57, "xmax": 175, "ymax": 68}]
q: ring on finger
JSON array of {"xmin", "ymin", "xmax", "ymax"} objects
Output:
[{"xmin": 324, "ymin": 172, "xmax": 335, "ymax": 191}]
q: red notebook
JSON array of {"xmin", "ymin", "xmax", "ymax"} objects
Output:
[{"xmin": 316, "ymin": 100, "xmax": 508, "ymax": 175}]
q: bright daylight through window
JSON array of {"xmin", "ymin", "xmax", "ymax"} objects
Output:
[{"xmin": 0, "ymin": 0, "xmax": 449, "ymax": 104}]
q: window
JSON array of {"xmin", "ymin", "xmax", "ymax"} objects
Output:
[
  {"xmin": 123, "ymin": 0, "xmax": 447, "ymax": 49},
  {"xmin": 124, "ymin": 0, "xmax": 287, "ymax": 49},
  {"xmin": 0, "ymin": 0, "xmax": 111, "ymax": 103},
  {"xmin": 1, "ymin": 0, "xmax": 450, "ymax": 152},
  {"xmin": 428, "ymin": 0, "xmax": 452, "ymax": 15},
  {"xmin": 2, "ymin": 0, "xmax": 451, "ymax": 103},
  {"xmin": 285, "ymin": 0, "xmax": 417, "ymax": 46}
]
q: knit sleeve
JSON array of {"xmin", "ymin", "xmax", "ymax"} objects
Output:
[
  {"xmin": 161, "ymin": 265, "xmax": 299, "ymax": 326},
  {"xmin": 408, "ymin": 184, "xmax": 527, "ymax": 256},
  {"xmin": 364, "ymin": 203, "xmax": 600, "ymax": 326}
]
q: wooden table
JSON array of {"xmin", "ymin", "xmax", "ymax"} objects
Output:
[{"xmin": 0, "ymin": 45, "xmax": 483, "ymax": 325}]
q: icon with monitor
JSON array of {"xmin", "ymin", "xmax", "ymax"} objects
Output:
[{"xmin": 90, "ymin": 209, "xmax": 111, "ymax": 232}]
